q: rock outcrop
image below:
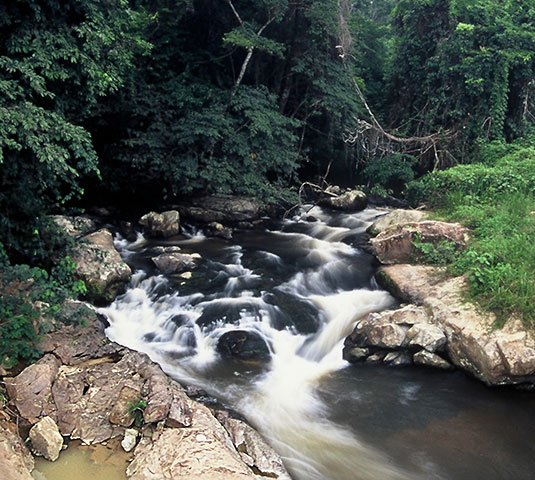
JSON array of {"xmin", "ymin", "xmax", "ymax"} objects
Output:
[
  {"xmin": 319, "ymin": 189, "xmax": 367, "ymax": 212},
  {"xmin": 370, "ymin": 221, "xmax": 470, "ymax": 264},
  {"xmin": 73, "ymin": 229, "xmax": 132, "ymax": 304},
  {"xmin": 4, "ymin": 318, "xmax": 290, "ymax": 479},
  {"xmin": 0, "ymin": 421, "xmax": 34, "ymax": 480},
  {"xmin": 343, "ymin": 304, "xmax": 452, "ymax": 369},
  {"xmin": 367, "ymin": 209, "xmax": 428, "ymax": 235},
  {"xmin": 373, "ymin": 264, "xmax": 535, "ymax": 386},
  {"xmin": 139, "ymin": 210, "xmax": 180, "ymax": 238},
  {"xmin": 51, "ymin": 215, "xmax": 98, "ymax": 238}
]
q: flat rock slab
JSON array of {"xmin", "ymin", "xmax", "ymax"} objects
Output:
[
  {"xmin": 177, "ymin": 195, "xmax": 263, "ymax": 224},
  {"xmin": 378, "ymin": 264, "xmax": 535, "ymax": 386}
]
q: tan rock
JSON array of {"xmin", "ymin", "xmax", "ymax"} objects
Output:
[
  {"xmin": 143, "ymin": 374, "xmax": 171, "ymax": 424},
  {"xmin": 29, "ymin": 416, "xmax": 63, "ymax": 461},
  {"xmin": 320, "ymin": 189, "xmax": 367, "ymax": 212},
  {"xmin": 413, "ymin": 350, "xmax": 453, "ymax": 370},
  {"xmin": 371, "ymin": 221, "xmax": 470, "ymax": 264},
  {"xmin": 5, "ymin": 354, "xmax": 60, "ymax": 423},
  {"xmin": 126, "ymin": 428, "xmax": 263, "ymax": 480},
  {"xmin": 368, "ymin": 209, "xmax": 428, "ymax": 235},
  {"xmin": 109, "ymin": 385, "xmax": 141, "ymax": 426},
  {"xmin": 0, "ymin": 423, "xmax": 34, "ymax": 479}
]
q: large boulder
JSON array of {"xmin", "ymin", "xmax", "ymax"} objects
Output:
[
  {"xmin": 29, "ymin": 416, "xmax": 63, "ymax": 461},
  {"xmin": 370, "ymin": 221, "xmax": 470, "ymax": 265},
  {"xmin": 51, "ymin": 215, "xmax": 98, "ymax": 238},
  {"xmin": 0, "ymin": 423, "xmax": 34, "ymax": 480},
  {"xmin": 178, "ymin": 196, "xmax": 263, "ymax": 224},
  {"xmin": 367, "ymin": 209, "xmax": 428, "ymax": 235},
  {"xmin": 139, "ymin": 210, "xmax": 180, "ymax": 238},
  {"xmin": 320, "ymin": 189, "xmax": 367, "ymax": 212},
  {"xmin": 377, "ymin": 264, "xmax": 535, "ymax": 386},
  {"xmin": 73, "ymin": 229, "xmax": 132, "ymax": 304}
]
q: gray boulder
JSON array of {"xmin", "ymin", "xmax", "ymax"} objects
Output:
[
  {"xmin": 152, "ymin": 253, "xmax": 200, "ymax": 274},
  {"xmin": 413, "ymin": 350, "xmax": 453, "ymax": 370},
  {"xmin": 51, "ymin": 215, "xmax": 98, "ymax": 238},
  {"xmin": 29, "ymin": 416, "xmax": 63, "ymax": 461},
  {"xmin": 405, "ymin": 322, "xmax": 447, "ymax": 353},
  {"xmin": 320, "ymin": 189, "xmax": 367, "ymax": 212},
  {"xmin": 139, "ymin": 210, "xmax": 180, "ymax": 238},
  {"xmin": 178, "ymin": 196, "xmax": 263, "ymax": 224},
  {"xmin": 73, "ymin": 229, "xmax": 132, "ymax": 304}
]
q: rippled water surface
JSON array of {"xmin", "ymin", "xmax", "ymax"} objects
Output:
[{"xmin": 100, "ymin": 206, "xmax": 535, "ymax": 480}]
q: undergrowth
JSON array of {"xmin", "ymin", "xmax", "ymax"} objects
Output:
[{"xmin": 407, "ymin": 142, "xmax": 535, "ymax": 327}]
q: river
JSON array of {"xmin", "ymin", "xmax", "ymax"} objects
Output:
[{"xmin": 99, "ymin": 206, "xmax": 535, "ymax": 480}]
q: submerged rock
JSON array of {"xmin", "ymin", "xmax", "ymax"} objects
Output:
[
  {"xmin": 371, "ymin": 221, "xmax": 470, "ymax": 265},
  {"xmin": 73, "ymin": 228, "xmax": 132, "ymax": 304},
  {"xmin": 217, "ymin": 330, "xmax": 270, "ymax": 360},
  {"xmin": 139, "ymin": 210, "xmax": 180, "ymax": 238},
  {"xmin": 29, "ymin": 416, "xmax": 63, "ymax": 461}
]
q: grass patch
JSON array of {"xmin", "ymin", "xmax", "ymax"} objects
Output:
[{"xmin": 407, "ymin": 143, "xmax": 535, "ymax": 327}]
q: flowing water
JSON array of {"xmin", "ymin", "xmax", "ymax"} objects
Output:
[{"xmin": 100, "ymin": 206, "xmax": 535, "ymax": 480}]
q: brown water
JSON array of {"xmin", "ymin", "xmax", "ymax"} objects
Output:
[{"xmin": 32, "ymin": 439, "xmax": 131, "ymax": 480}]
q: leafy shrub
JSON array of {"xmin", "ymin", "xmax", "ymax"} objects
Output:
[
  {"xmin": 128, "ymin": 398, "xmax": 147, "ymax": 427},
  {"xmin": 363, "ymin": 153, "xmax": 416, "ymax": 196},
  {"xmin": 0, "ymin": 248, "xmax": 87, "ymax": 367}
]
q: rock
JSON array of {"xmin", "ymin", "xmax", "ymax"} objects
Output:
[
  {"xmin": 343, "ymin": 346, "xmax": 370, "ymax": 363},
  {"xmin": 51, "ymin": 215, "xmax": 98, "ymax": 238},
  {"xmin": 152, "ymin": 253, "xmax": 200, "ymax": 274},
  {"xmin": 366, "ymin": 351, "xmax": 388, "ymax": 364},
  {"xmin": 73, "ymin": 229, "xmax": 132, "ymax": 304},
  {"xmin": 143, "ymin": 374, "xmax": 172, "ymax": 424},
  {"xmin": 217, "ymin": 415, "xmax": 291, "ymax": 479},
  {"xmin": 108, "ymin": 386, "xmax": 141, "ymax": 427},
  {"xmin": 413, "ymin": 350, "xmax": 453, "ymax": 370},
  {"xmin": 121, "ymin": 428, "xmax": 138, "ymax": 453},
  {"xmin": 150, "ymin": 246, "xmax": 181, "ymax": 255},
  {"xmin": 29, "ymin": 416, "xmax": 63, "ymax": 461},
  {"xmin": 405, "ymin": 322, "xmax": 447, "ymax": 353},
  {"xmin": 371, "ymin": 221, "xmax": 470, "ymax": 265},
  {"xmin": 347, "ymin": 312, "xmax": 408, "ymax": 350},
  {"xmin": 139, "ymin": 210, "xmax": 180, "ymax": 238},
  {"xmin": 126, "ymin": 428, "xmax": 263, "ymax": 480},
  {"xmin": 0, "ymin": 423, "xmax": 34, "ymax": 479},
  {"xmin": 205, "ymin": 222, "xmax": 233, "ymax": 239},
  {"xmin": 5, "ymin": 354, "xmax": 60, "ymax": 423},
  {"xmin": 378, "ymin": 264, "xmax": 535, "ymax": 386},
  {"xmin": 177, "ymin": 196, "xmax": 263, "ymax": 224},
  {"xmin": 166, "ymin": 386, "xmax": 193, "ymax": 428},
  {"xmin": 217, "ymin": 330, "xmax": 271, "ymax": 360},
  {"xmin": 368, "ymin": 209, "xmax": 428, "ymax": 235},
  {"xmin": 383, "ymin": 351, "xmax": 412, "ymax": 366},
  {"xmin": 320, "ymin": 189, "xmax": 367, "ymax": 212}
]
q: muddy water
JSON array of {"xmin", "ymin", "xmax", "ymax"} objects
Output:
[
  {"xmin": 32, "ymin": 439, "xmax": 131, "ymax": 480},
  {"xmin": 96, "ymin": 206, "xmax": 535, "ymax": 480}
]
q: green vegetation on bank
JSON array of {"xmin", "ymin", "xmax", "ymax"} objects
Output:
[{"xmin": 408, "ymin": 140, "xmax": 535, "ymax": 326}]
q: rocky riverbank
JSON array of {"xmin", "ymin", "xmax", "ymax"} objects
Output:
[
  {"xmin": 344, "ymin": 209, "xmax": 535, "ymax": 387},
  {"xmin": 1, "ymin": 309, "xmax": 290, "ymax": 479}
]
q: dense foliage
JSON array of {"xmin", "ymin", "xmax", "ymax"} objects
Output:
[{"xmin": 407, "ymin": 141, "xmax": 535, "ymax": 325}]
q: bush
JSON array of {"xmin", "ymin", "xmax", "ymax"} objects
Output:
[{"xmin": 363, "ymin": 153, "xmax": 416, "ymax": 196}]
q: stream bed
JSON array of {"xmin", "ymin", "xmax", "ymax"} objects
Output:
[{"xmin": 99, "ymin": 206, "xmax": 535, "ymax": 480}]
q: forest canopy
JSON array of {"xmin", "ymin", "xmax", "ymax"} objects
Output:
[{"xmin": 1, "ymin": 0, "xmax": 534, "ymax": 260}]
